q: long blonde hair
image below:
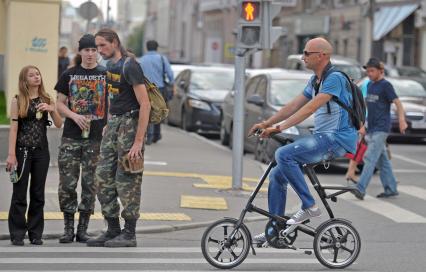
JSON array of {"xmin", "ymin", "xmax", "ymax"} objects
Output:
[{"xmin": 17, "ymin": 65, "xmax": 51, "ymax": 118}]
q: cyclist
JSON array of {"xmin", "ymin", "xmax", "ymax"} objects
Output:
[{"xmin": 248, "ymin": 37, "xmax": 357, "ymax": 244}]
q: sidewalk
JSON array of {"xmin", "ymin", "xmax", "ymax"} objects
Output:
[{"xmin": 0, "ymin": 125, "xmax": 282, "ymax": 240}]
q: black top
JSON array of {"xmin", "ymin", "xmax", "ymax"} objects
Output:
[
  {"xmin": 17, "ymin": 97, "xmax": 49, "ymax": 149},
  {"xmin": 55, "ymin": 65, "xmax": 107, "ymax": 141},
  {"xmin": 106, "ymin": 57, "xmax": 145, "ymax": 115}
]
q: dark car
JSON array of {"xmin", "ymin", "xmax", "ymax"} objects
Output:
[
  {"xmin": 221, "ymin": 69, "xmax": 314, "ymax": 163},
  {"xmin": 167, "ymin": 66, "xmax": 234, "ymax": 133},
  {"xmin": 358, "ymin": 77, "xmax": 426, "ymax": 140},
  {"xmin": 286, "ymin": 54, "xmax": 364, "ymax": 82}
]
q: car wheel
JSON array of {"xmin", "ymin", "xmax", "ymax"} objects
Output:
[
  {"xmin": 181, "ymin": 108, "xmax": 194, "ymax": 132},
  {"xmin": 228, "ymin": 125, "xmax": 233, "ymax": 150},
  {"xmin": 220, "ymin": 118, "xmax": 230, "ymax": 146},
  {"xmin": 254, "ymin": 138, "xmax": 263, "ymax": 162}
]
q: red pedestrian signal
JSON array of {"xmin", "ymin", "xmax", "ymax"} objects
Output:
[{"xmin": 241, "ymin": 1, "xmax": 259, "ymax": 22}]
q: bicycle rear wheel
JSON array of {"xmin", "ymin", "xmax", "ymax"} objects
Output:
[{"xmin": 313, "ymin": 219, "xmax": 361, "ymax": 269}]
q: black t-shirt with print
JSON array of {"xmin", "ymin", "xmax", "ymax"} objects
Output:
[
  {"xmin": 106, "ymin": 57, "xmax": 145, "ymax": 115},
  {"xmin": 55, "ymin": 65, "xmax": 107, "ymax": 141}
]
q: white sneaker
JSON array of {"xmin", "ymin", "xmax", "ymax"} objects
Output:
[
  {"xmin": 287, "ymin": 207, "xmax": 321, "ymax": 225},
  {"xmin": 253, "ymin": 232, "xmax": 266, "ymax": 244}
]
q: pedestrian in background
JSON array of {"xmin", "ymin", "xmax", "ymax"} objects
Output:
[
  {"xmin": 351, "ymin": 58, "xmax": 407, "ymax": 200},
  {"xmin": 58, "ymin": 46, "xmax": 70, "ymax": 79},
  {"xmin": 87, "ymin": 28, "xmax": 150, "ymax": 248},
  {"xmin": 6, "ymin": 65, "xmax": 62, "ymax": 246},
  {"xmin": 345, "ymin": 77, "xmax": 369, "ymax": 183},
  {"xmin": 139, "ymin": 40, "xmax": 174, "ymax": 145},
  {"xmin": 55, "ymin": 34, "xmax": 107, "ymax": 243}
]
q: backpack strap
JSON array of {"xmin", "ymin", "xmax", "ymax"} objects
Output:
[{"xmin": 121, "ymin": 57, "xmax": 131, "ymax": 84}]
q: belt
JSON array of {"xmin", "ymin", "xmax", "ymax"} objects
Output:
[{"xmin": 111, "ymin": 109, "xmax": 139, "ymax": 118}]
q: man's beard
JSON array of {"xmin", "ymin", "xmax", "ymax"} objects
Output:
[{"xmin": 102, "ymin": 50, "xmax": 115, "ymax": 60}]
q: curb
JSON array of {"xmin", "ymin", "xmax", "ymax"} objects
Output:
[{"xmin": 0, "ymin": 216, "xmax": 267, "ymax": 241}]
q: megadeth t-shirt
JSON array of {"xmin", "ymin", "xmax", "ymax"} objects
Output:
[{"xmin": 55, "ymin": 65, "xmax": 107, "ymax": 140}]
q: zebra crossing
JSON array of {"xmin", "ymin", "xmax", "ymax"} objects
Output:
[{"xmin": 0, "ymin": 245, "xmax": 377, "ymax": 272}]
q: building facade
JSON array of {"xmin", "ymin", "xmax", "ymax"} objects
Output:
[{"xmin": 144, "ymin": 0, "xmax": 426, "ymax": 69}]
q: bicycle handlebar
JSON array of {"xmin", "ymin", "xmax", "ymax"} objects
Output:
[{"xmin": 251, "ymin": 128, "xmax": 300, "ymax": 144}]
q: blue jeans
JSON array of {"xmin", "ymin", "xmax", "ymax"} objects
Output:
[
  {"xmin": 357, "ymin": 131, "xmax": 397, "ymax": 194},
  {"xmin": 268, "ymin": 133, "xmax": 347, "ymax": 216}
]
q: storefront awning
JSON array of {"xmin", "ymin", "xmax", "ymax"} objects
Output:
[{"xmin": 374, "ymin": 4, "xmax": 419, "ymax": 41}]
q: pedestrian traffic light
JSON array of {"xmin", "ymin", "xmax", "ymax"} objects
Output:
[{"xmin": 237, "ymin": 0, "xmax": 262, "ymax": 49}]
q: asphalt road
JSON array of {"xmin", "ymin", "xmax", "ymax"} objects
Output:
[{"xmin": 0, "ymin": 126, "xmax": 425, "ymax": 272}]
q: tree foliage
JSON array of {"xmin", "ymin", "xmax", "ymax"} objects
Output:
[{"xmin": 126, "ymin": 23, "xmax": 144, "ymax": 57}]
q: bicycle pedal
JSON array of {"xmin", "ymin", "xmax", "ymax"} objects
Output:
[{"xmin": 261, "ymin": 241, "xmax": 270, "ymax": 248}]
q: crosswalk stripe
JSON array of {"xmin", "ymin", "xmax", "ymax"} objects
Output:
[
  {"xmin": 0, "ymin": 271, "xmax": 377, "ymax": 272},
  {"xmin": 340, "ymin": 194, "xmax": 426, "ymax": 223},
  {"xmin": 0, "ymin": 246, "xmax": 306, "ymax": 254},
  {"xmin": 398, "ymin": 185, "xmax": 426, "ymax": 201},
  {"xmin": 392, "ymin": 154, "xmax": 426, "ymax": 168},
  {"xmin": 0, "ymin": 258, "xmax": 319, "ymax": 264}
]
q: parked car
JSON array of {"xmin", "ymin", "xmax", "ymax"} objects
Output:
[
  {"xmin": 286, "ymin": 54, "xmax": 364, "ymax": 82},
  {"xmin": 167, "ymin": 66, "xmax": 234, "ymax": 133},
  {"xmin": 221, "ymin": 69, "xmax": 314, "ymax": 163},
  {"xmin": 358, "ymin": 77, "xmax": 426, "ymax": 140},
  {"xmin": 383, "ymin": 65, "xmax": 426, "ymax": 90}
]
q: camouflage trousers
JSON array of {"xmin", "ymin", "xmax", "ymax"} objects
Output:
[
  {"xmin": 58, "ymin": 137, "xmax": 101, "ymax": 214},
  {"xmin": 96, "ymin": 114, "xmax": 145, "ymax": 220}
]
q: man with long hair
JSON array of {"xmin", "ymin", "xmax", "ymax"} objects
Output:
[
  {"xmin": 55, "ymin": 34, "xmax": 107, "ymax": 243},
  {"xmin": 87, "ymin": 28, "xmax": 150, "ymax": 247}
]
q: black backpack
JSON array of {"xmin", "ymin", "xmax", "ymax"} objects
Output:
[{"xmin": 315, "ymin": 70, "xmax": 366, "ymax": 130}]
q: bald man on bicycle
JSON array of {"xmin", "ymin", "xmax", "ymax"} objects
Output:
[{"xmin": 248, "ymin": 37, "xmax": 357, "ymax": 244}]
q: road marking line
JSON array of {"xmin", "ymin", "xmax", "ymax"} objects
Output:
[
  {"xmin": 0, "ymin": 271, "xmax": 375, "ymax": 272},
  {"xmin": 145, "ymin": 161, "xmax": 168, "ymax": 166},
  {"xmin": 0, "ymin": 258, "xmax": 319, "ymax": 264},
  {"xmin": 340, "ymin": 194, "xmax": 426, "ymax": 223},
  {"xmin": 393, "ymin": 169, "xmax": 426, "ymax": 173},
  {"xmin": 0, "ymin": 212, "xmax": 191, "ymax": 221},
  {"xmin": 398, "ymin": 185, "xmax": 426, "ymax": 201},
  {"xmin": 0, "ymin": 247, "xmax": 307, "ymax": 254},
  {"xmin": 392, "ymin": 154, "xmax": 426, "ymax": 168},
  {"xmin": 180, "ymin": 195, "xmax": 228, "ymax": 210}
]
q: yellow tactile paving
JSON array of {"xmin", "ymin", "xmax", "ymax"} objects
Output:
[
  {"xmin": 180, "ymin": 195, "xmax": 228, "ymax": 210},
  {"xmin": 144, "ymin": 171, "xmax": 264, "ymax": 191},
  {"xmin": 0, "ymin": 212, "xmax": 191, "ymax": 221}
]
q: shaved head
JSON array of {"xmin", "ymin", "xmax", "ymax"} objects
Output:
[
  {"xmin": 306, "ymin": 37, "xmax": 333, "ymax": 55},
  {"xmin": 302, "ymin": 37, "xmax": 333, "ymax": 75}
]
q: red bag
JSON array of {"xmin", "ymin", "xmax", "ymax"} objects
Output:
[{"xmin": 345, "ymin": 137, "xmax": 367, "ymax": 164}]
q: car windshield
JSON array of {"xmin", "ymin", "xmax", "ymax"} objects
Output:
[
  {"xmin": 269, "ymin": 79, "xmax": 307, "ymax": 106},
  {"xmin": 388, "ymin": 79, "xmax": 426, "ymax": 97},
  {"xmin": 334, "ymin": 64, "xmax": 363, "ymax": 81},
  {"xmin": 396, "ymin": 67, "xmax": 426, "ymax": 78},
  {"xmin": 189, "ymin": 70, "xmax": 234, "ymax": 90}
]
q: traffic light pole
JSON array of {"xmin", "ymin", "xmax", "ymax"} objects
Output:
[{"xmin": 232, "ymin": 48, "xmax": 246, "ymax": 189}]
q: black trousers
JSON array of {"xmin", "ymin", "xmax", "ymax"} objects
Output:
[{"xmin": 8, "ymin": 147, "xmax": 50, "ymax": 241}]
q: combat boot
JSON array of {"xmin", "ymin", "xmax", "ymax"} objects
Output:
[
  {"xmin": 104, "ymin": 219, "xmax": 137, "ymax": 247},
  {"xmin": 76, "ymin": 212, "xmax": 91, "ymax": 243},
  {"xmin": 86, "ymin": 217, "xmax": 121, "ymax": 247},
  {"xmin": 59, "ymin": 212, "xmax": 75, "ymax": 243}
]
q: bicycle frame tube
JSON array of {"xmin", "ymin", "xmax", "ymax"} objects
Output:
[{"xmin": 303, "ymin": 165, "xmax": 335, "ymax": 219}]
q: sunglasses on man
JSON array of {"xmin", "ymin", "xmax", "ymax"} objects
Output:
[{"xmin": 303, "ymin": 51, "xmax": 323, "ymax": 56}]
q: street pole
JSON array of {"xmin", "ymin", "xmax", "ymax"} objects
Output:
[{"xmin": 232, "ymin": 48, "xmax": 246, "ymax": 189}]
